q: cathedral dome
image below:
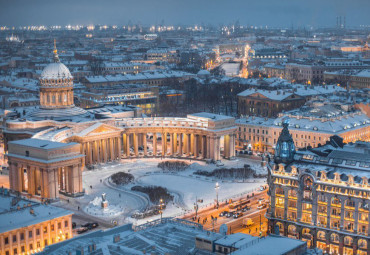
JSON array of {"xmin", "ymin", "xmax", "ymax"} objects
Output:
[{"xmin": 41, "ymin": 62, "xmax": 72, "ymax": 80}]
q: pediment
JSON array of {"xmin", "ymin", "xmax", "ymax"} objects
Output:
[{"xmin": 77, "ymin": 123, "xmax": 122, "ymax": 137}]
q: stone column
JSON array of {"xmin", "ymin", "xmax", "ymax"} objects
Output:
[
  {"xmin": 184, "ymin": 133, "xmax": 188, "ymax": 155},
  {"xmin": 209, "ymin": 137, "xmax": 215, "ymax": 161},
  {"xmin": 123, "ymin": 134, "xmax": 127, "ymax": 156},
  {"xmin": 173, "ymin": 133, "xmax": 177, "ymax": 154},
  {"xmin": 28, "ymin": 166, "xmax": 36, "ymax": 195},
  {"xmin": 170, "ymin": 133, "xmax": 174, "ymax": 155},
  {"xmin": 190, "ymin": 134, "xmax": 195, "ymax": 156},
  {"xmin": 230, "ymin": 134, "xmax": 236, "ymax": 158},
  {"xmin": 201, "ymin": 135, "xmax": 205, "ymax": 158},
  {"xmin": 93, "ymin": 140, "xmax": 98, "ymax": 164},
  {"xmin": 117, "ymin": 137, "xmax": 122, "ymax": 160},
  {"xmin": 162, "ymin": 133, "xmax": 166, "ymax": 156},
  {"xmin": 126, "ymin": 134, "xmax": 130, "ymax": 157},
  {"xmin": 18, "ymin": 164, "xmax": 23, "ymax": 192},
  {"xmin": 110, "ymin": 138, "xmax": 115, "ymax": 161},
  {"xmin": 134, "ymin": 133, "xmax": 139, "ymax": 156},
  {"xmin": 178, "ymin": 133, "xmax": 183, "ymax": 156},
  {"xmin": 85, "ymin": 142, "xmax": 90, "ymax": 165},
  {"xmin": 194, "ymin": 135, "xmax": 198, "ymax": 157},
  {"xmin": 8, "ymin": 162, "xmax": 16, "ymax": 192},
  {"xmin": 284, "ymin": 189, "xmax": 289, "ymax": 220},
  {"xmin": 153, "ymin": 133, "xmax": 157, "ymax": 156},
  {"xmin": 103, "ymin": 139, "xmax": 108, "ymax": 162},
  {"xmin": 68, "ymin": 165, "xmax": 83, "ymax": 194},
  {"xmin": 207, "ymin": 136, "xmax": 211, "ymax": 159},
  {"xmin": 143, "ymin": 133, "xmax": 147, "ymax": 156},
  {"xmin": 214, "ymin": 136, "xmax": 221, "ymax": 161},
  {"xmin": 35, "ymin": 166, "xmax": 41, "ymax": 196},
  {"xmin": 340, "ymin": 199, "xmax": 345, "ymax": 231},
  {"xmin": 326, "ymin": 195, "xmax": 332, "ymax": 229},
  {"xmin": 354, "ymin": 201, "xmax": 360, "ymax": 235}
]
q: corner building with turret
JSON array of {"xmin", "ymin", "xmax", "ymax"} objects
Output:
[{"xmin": 267, "ymin": 121, "xmax": 370, "ymax": 255}]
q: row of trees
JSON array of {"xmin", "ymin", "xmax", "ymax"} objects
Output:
[
  {"xmin": 157, "ymin": 161, "xmax": 190, "ymax": 172},
  {"xmin": 158, "ymin": 78, "xmax": 247, "ymax": 117},
  {"xmin": 194, "ymin": 164, "xmax": 258, "ymax": 179},
  {"xmin": 131, "ymin": 185, "xmax": 173, "ymax": 204}
]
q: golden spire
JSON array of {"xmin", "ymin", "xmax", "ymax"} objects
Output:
[{"xmin": 53, "ymin": 38, "xmax": 60, "ymax": 63}]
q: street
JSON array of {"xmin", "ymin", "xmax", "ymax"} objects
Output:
[{"xmin": 182, "ymin": 189, "xmax": 269, "ymax": 237}]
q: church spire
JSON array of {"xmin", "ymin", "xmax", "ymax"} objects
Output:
[{"xmin": 53, "ymin": 39, "xmax": 60, "ymax": 63}]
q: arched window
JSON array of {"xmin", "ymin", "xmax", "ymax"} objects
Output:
[
  {"xmin": 301, "ymin": 175, "xmax": 313, "ymax": 200},
  {"xmin": 330, "ymin": 233, "xmax": 339, "ymax": 243},
  {"xmin": 331, "ymin": 197, "xmax": 341, "ymax": 206},
  {"xmin": 275, "ymin": 187, "xmax": 284, "ymax": 196},
  {"xmin": 317, "ymin": 231, "xmax": 326, "ymax": 240},
  {"xmin": 345, "ymin": 199, "xmax": 355, "ymax": 208},
  {"xmin": 288, "ymin": 225, "xmax": 297, "ymax": 235},
  {"xmin": 288, "ymin": 189, "xmax": 297, "ymax": 198},
  {"xmin": 344, "ymin": 236, "xmax": 353, "ymax": 246},
  {"xmin": 359, "ymin": 202, "xmax": 369, "ymax": 211},
  {"xmin": 358, "ymin": 239, "xmax": 367, "ymax": 249}
]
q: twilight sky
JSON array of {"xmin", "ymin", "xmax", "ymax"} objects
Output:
[{"xmin": 0, "ymin": 0, "xmax": 369, "ymax": 28}]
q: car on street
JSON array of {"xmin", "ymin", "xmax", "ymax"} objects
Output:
[
  {"xmin": 76, "ymin": 227, "xmax": 88, "ymax": 234},
  {"xmin": 258, "ymin": 198, "xmax": 265, "ymax": 203},
  {"xmin": 226, "ymin": 211, "xmax": 234, "ymax": 218},
  {"xmin": 82, "ymin": 222, "xmax": 99, "ymax": 230},
  {"xmin": 219, "ymin": 211, "xmax": 229, "ymax": 217},
  {"xmin": 257, "ymin": 203, "xmax": 267, "ymax": 210},
  {"xmin": 233, "ymin": 212, "xmax": 243, "ymax": 218},
  {"xmin": 242, "ymin": 206, "xmax": 251, "ymax": 212}
]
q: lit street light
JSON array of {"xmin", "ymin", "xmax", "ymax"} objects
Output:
[
  {"xmin": 159, "ymin": 198, "xmax": 165, "ymax": 223},
  {"xmin": 215, "ymin": 182, "xmax": 220, "ymax": 208}
]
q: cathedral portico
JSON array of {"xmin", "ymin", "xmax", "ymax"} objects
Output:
[{"xmin": 6, "ymin": 139, "xmax": 84, "ymax": 200}]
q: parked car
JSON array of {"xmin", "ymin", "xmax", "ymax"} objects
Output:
[
  {"xmin": 257, "ymin": 203, "xmax": 267, "ymax": 210},
  {"xmin": 226, "ymin": 211, "xmax": 234, "ymax": 218},
  {"xmin": 242, "ymin": 206, "xmax": 251, "ymax": 212},
  {"xmin": 219, "ymin": 210, "xmax": 229, "ymax": 217},
  {"xmin": 77, "ymin": 227, "xmax": 88, "ymax": 234},
  {"xmin": 233, "ymin": 212, "xmax": 243, "ymax": 219},
  {"xmin": 82, "ymin": 222, "xmax": 99, "ymax": 230},
  {"xmin": 248, "ymin": 151, "xmax": 253, "ymax": 155}
]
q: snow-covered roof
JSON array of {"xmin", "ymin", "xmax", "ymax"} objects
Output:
[
  {"xmin": 0, "ymin": 194, "xmax": 72, "ymax": 234},
  {"xmin": 9, "ymin": 138, "xmax": 77, "ymax": 149}
]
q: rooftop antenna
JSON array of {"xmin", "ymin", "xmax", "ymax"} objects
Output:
[{"xmin": 53, "ymin": 38, "xmax": 60, "ymax": 63}]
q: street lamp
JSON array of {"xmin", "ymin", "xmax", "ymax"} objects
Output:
[
  {"xmin": 215, "ymin": 182, "xmax": 220, "ymax": 208},
  {"xmin": 159, "ymin": 198, "xmax": 165, "ymax": 223}
]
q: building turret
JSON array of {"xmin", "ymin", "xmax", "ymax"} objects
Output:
[{"xmin": 274, "ymin": 118, "xmax": 295, "ymax": 164}]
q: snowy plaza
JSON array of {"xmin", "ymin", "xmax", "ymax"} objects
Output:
[{"xmin": 55, "ymin": 157, "xmax": 267, "ymax": 225}]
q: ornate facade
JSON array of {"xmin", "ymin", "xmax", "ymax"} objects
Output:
[{"xmin": 267, "ymin": 129, "xmax": 370, "ymax": 255}]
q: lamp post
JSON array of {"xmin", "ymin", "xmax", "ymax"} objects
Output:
[
  {"xmin": 194, "ymin": 196, "xmax": 199, "ymax": 218},
  {"xmin": 159, "ymin": 198, "xmax": 165, "ymax": 223},
  {"xmin": 215, "ymin": 182, "xmax": 219, "ymax": 208}
]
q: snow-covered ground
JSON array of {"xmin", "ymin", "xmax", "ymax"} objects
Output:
[{"xmin": 55, "ymin": 157, "xmax": 267, "ymax": 226}]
